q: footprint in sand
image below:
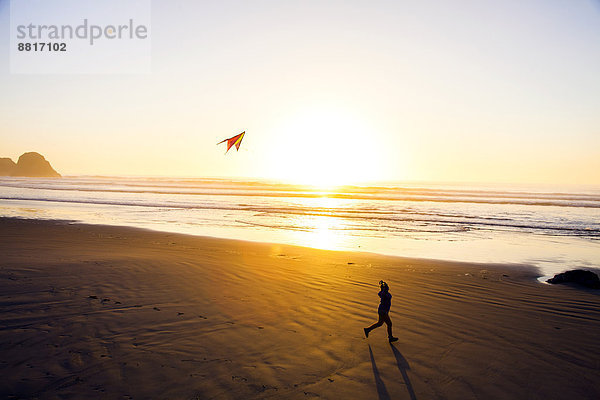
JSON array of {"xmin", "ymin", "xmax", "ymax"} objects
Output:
[
  {"xmin": 275, "ymin": 254, "xmax": 300, "ymax": 261},
  {"xmin": 303, "ymin": 392, "xmax": 320, "ymax": 397},
  {"xmin": 249, "ymin": 384, "xmax": 278, "ymax": 393}
]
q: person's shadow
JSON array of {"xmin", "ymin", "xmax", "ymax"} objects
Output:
[
  {"xmin": 368, "ymin": 344, "xmax": 418, "ymax": 400},
  {"xmin": 368, "ymin": 345, "xmax": 391, "ymax": 400},
  {"xmin": 389, "ymin": 343, "xmax": 417, "ymax": 400}
]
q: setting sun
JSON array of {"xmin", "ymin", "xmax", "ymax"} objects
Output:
[{"xmin": 265, "ymin": 107, "xmax": 384, "ymax": 188}]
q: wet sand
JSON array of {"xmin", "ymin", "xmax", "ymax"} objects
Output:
[{"xmin": 0, "ymin": 217, "xmax": 598, "ymax": 399}]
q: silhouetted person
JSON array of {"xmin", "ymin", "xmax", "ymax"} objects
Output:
[{"xmin": 364, "ymin": 280, "xmax": 398, "ymax": 342}]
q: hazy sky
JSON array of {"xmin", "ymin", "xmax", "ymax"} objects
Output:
[{"xmin": 1, "ymin": 0, "xmax": 599, "ymax": 185}]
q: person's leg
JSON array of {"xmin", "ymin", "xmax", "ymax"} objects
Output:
[
  {"xmin": 366, "ymin": 313, "xmax": 384, "ymax": 331},
  {"xmin": 382, "ymin": 313, "xmax": 393, "ymax": 338},
  {"xmin": 382, "ymin": 313, "xmax": 398, "ymax": 342},
  {"xmin": 365, "ymin": 313, "xmax": 384, "ymax": 337}
]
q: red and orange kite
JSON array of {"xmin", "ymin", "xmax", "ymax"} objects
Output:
[{"xmin": 217, "ymin": 131, "xmax": 245, "ymax": 153}]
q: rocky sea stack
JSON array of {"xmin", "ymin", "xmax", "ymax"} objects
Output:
[
  {"xmin": 0, "ymin": 152, "xmax": 61, "ymax": 177},
  {"xmin": 0, "ymin": 158, "xmax": 17, "ymax": 176}
]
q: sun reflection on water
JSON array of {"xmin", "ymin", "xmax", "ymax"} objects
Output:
[{"xmin": 288, "ymin": 196, "xmax": 352, "ymax": 251}]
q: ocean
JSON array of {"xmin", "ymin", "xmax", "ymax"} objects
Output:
[{"xmin": 1, "ymin": 176, "xmax": 599, "ymax": 279}]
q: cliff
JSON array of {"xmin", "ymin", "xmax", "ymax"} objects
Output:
[
  {"xmin": 0, "ymin": 158, "xmax": 16, "ymax": 176},
  {"xmin": 1, "ymin": 152, "xmax": 61, "ymax": 177}
]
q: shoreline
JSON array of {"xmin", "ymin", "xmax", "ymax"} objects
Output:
[
  {"xmin": 2, "ymin": 186, "xmax": 599, "ymax": 279},
  {"xmin": 1, "ymin": 217, "xmax": 599, "ymax": 399},
  {"xmin": 0, "ymin": 216, "xmax": 544, "ymax": 280}
]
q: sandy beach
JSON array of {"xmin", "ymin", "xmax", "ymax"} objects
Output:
[{"xmin": 0, "ymin": 217, "xmax": 598, "ymax": 399}]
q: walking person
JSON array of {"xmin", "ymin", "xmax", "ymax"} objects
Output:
[{"xmin": 364, "ymin": 280, "xmax": 398, "ymax": 342}]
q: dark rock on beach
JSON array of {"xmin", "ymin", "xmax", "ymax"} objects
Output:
[{"xmin": 547, "ymin": 269, "xmax": 600, "ymax": 289}]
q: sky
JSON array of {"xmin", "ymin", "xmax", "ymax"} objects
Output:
[{"xmin": 1, "ymin": 0, "xmax": 599, "ymax": 186}]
